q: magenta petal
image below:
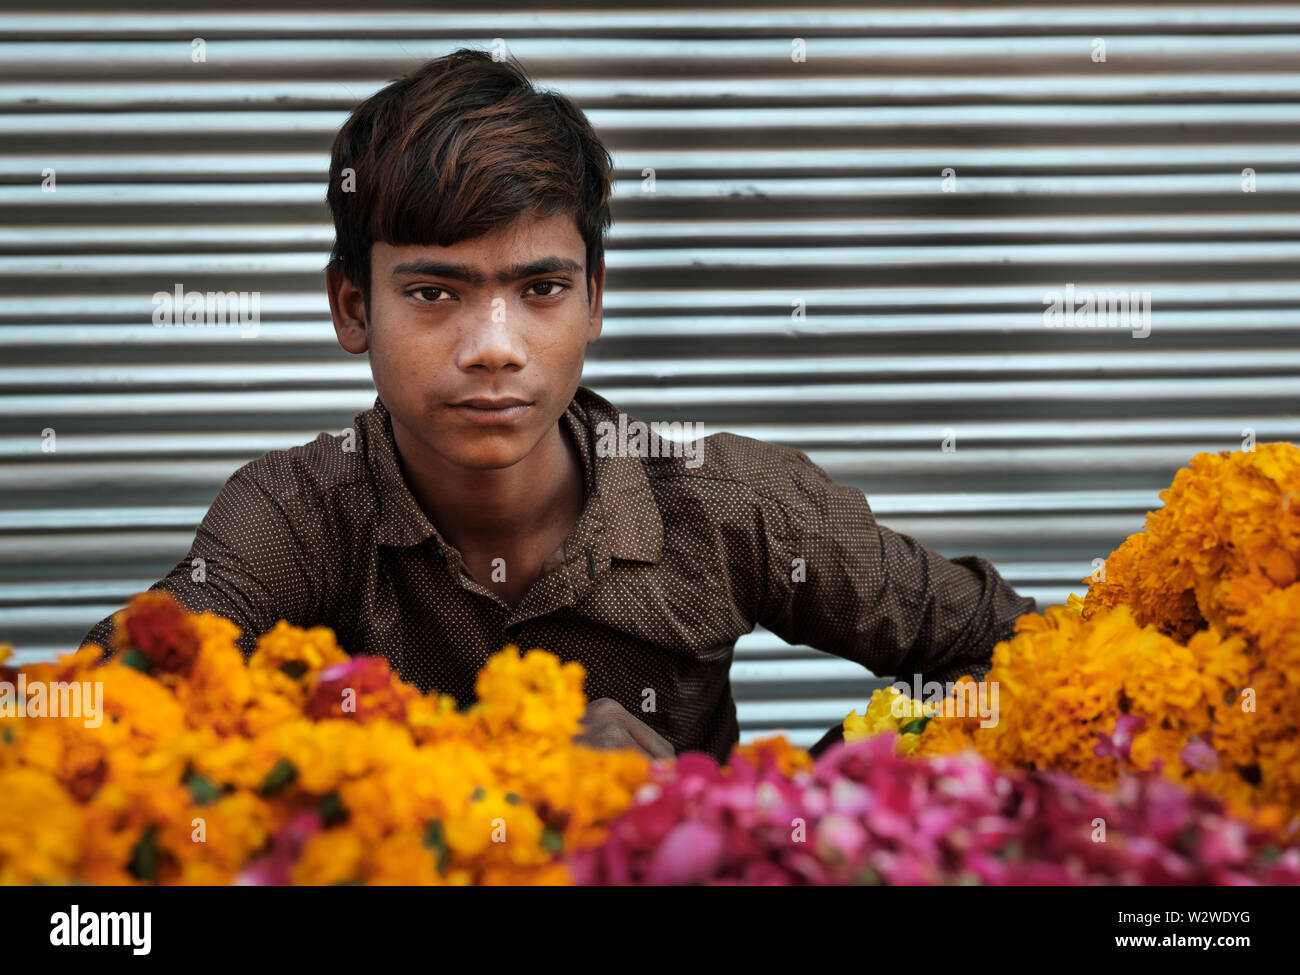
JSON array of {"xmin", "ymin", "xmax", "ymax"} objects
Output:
[
  {"xmin": 235, "ymin": 858, "xmax": 283, "ymax": 886},
  {"xmin": 1179, "ymin": 736, "xmax": 1219, "ymax": 774},
  {"xmin": 647, "ymin": 820, "xmax": 725, "ymax": 884},
  {"xmin": 1093, "ymin": 713, "xmax": 1145, "ymax": 762},
  {"xmin": 316, "ymin": 659, "xmax": 364, "ymax": 682}
]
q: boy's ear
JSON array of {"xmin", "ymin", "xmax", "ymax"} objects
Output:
[
  {"xmin": 327, "ymin": 262, "xmax": 369, "ymax": 354},
  {"xmin": 586, "ymin": 259, "xmax": 605, "ymax": 345}
]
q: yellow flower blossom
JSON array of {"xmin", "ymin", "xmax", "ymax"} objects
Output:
[
  {"xmin": 0, "ymin": 591, "xmax": 654, "ymax": 885},
  {"xmin": 851, "ymin": 442, "xmax": 1300, "ymax": 829}
]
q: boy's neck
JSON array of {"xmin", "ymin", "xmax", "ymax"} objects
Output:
[{"xmin": 389, "ymin": 416, "xmax": 587, "ymax": 556}]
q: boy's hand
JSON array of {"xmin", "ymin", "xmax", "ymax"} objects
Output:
[{"xmin": 574, "ymin": 697, "xmax": 676, "ymax": 760}]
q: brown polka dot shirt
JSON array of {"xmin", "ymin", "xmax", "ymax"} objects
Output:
[{"xmin": 79, "ymin": 385, "xmax": 1037, "ymax": 763}]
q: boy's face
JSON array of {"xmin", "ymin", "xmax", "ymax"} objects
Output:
[{"xmin": 330, "ymin": 212, "xmax": 604, "ymax": 471}]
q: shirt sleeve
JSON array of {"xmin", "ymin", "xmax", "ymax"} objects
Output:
[
  {"xmin": 756, "ymin": 448, "xmax": 1037, "ymax": 686},
  {"xmin": 78, "ymin": 468, "xmax": 322, "ymax": 659}
]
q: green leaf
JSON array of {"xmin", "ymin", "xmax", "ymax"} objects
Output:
[
  {"xmin": 855, "ymin": 864, "xmax": 883, "ymax": 885},
  {"xmin": 899, "ymin": 715, "xmax": 933, "ymax": 736},
  {"xmin": 541, "ymin": 826, "xmax": 563, "ymax": 854},
  {"xmin": 258, "ymin": 758, "xmax": 297, "ymax": 796},
  {"xmin": 2, "ymin": 724, "xmax": 13, "ymax": 744},
  {"xmin": 128, "ymin": 826, "xmax": 158, "ymax": 882},
  {"xmin": 120, "ymin": 648, "xmax": 152, "ymax": 674},
  {"xmin": 318, "ymin": 791, "xmax": 345, "ymax": 826},
  {"xmin": 279, "ymin": 661, "xmax": 309, "ymax": 679},
  {"xmin": 184, "ymin": 770, "xmax": 222, "ymax": 806},
  {"xmin": 422, "ymin": 819, "xmax": 444, "ymax": 850},
  {"xmin": 423, "ymin": 820, "xmax": 450, "ymax": 875}
]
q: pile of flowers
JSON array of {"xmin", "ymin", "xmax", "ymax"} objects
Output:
[
  {"xmin": 843, "ymin": 442, "xmax": 1300, "ymax": 830},
  {"xmin": 5, "ymin": 461, "xmax": 1299, "ymax": 888},
  {"xmin": 572, "ymin": 731, "xmax": 1300, "ymax": 885},
  {"xmin": 0, "ymin": 591, "xmax": 650, "ymax": 885}
]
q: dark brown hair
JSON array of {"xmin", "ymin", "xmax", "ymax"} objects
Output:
[{"xmin": 325, "ymin": 48, "xmax": 614, "ymax": 310}]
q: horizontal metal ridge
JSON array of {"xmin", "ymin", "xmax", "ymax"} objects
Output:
[
  {"xmin": 1, "ymin": 350, "xmax": 1296, "ymax": 391},
  {"xmin": 11, "ymin": 75, "xmax": 1300, "ymax": 110},
  {"xmin": 5, "ymin": 283, "xmax": 1300, "ymax": 321},
  {"xmin": 4, "ymin": 104, "xmax": 1300, "ymax": 137},
  {"xmin": 5, "ymin": 8, "xmax": 1300, "ymax": 38},
  {"xmin": 6, "ymin": 148, "xmax": 1300, "ymax": 182}
]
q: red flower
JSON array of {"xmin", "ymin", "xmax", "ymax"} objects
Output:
[
  {"xmin": 117, "ymin": 591, "xmax": 200, "ymax": 674},
  {"xmin": 303, "ymin": 656, "xmax": 407, "ymax": 723}
]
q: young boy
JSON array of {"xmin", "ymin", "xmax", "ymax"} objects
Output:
[{"xmin": 79, "ymin": 48, "xmax": 1036, "ymax": 763}]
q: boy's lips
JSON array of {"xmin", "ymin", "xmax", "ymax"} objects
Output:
[
  {"xmin": 447, "ymin": 397, "xmax": 534, "ymax": 424},
  {"xmin": 452, "ymin": 396, "xmax": 531, "ymax": 409}
]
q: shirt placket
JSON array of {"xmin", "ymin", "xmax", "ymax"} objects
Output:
[{"xmin": 425, "ymin": 489, "xmax": 611, "ymax": 632}]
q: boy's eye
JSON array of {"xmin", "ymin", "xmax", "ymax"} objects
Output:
[
  {"xmin": 526, "ymin": 280, "xmax": 569, "ymax": 298},
  {"xmin": 407, "ymin": 286, "xmax": 451, "ymax": 303},
  {"xmin": 405, "ymin": 280, "xmax": 569, "ymax": 303}
]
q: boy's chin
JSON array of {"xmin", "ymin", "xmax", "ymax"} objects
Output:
[{"xmin": 442, "ymin": 438, "xmax": 538, "ymax": 471}]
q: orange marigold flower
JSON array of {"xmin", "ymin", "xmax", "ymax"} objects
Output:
[
  {"xmin": 472, "ymin": 645, "xmax": 587, "ymax": 739},
  {"xmin": 0, "ymin": 766, "xmax": 84, "ymax": 884},
  {"xmin": 248, "ymin": 620, "xmax": 349, "ymax": 684},
  {"xmin": 730, "ymin": 734, "xmax": 814, "ymax": 777},
  {"xmin": 884, "ymin": 442, "xmax": 1300, "ymax": 826},
  {"xmin": 290, "ymin": 827, "xmax": 365, "ymax": 885}
]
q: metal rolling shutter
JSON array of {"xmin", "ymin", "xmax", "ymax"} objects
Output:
[{"xmin": 2, "ymin": 3, "xmax": 1297, "ymax": 747}]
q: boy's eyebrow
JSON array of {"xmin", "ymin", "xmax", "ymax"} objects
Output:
[{"xmin": 388, "ymin": 256, "xmax": 583, "ymax": 285}]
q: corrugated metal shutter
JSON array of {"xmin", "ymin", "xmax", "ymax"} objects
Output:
[{"xmin": 2, "ymin": 3, "xmax": 1298, "ymax": 747}]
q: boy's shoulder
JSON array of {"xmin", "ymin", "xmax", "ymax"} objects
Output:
[
  {"xmin": 222, "ymin": 400, "xmax": 381, "ymax": 507},
  {"xmin": 581, "ymin": 388, "xmax": 827, "ymax": 510},
  {"xmin": 652, "ymin": 427, "xmax": 818, "ymax": 499}
]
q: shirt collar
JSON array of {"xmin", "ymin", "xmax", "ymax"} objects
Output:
[{"xmin": 360, "ymin": 385, "xmax": 663, "ymax": 565}]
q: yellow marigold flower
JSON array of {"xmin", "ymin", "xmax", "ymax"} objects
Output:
[
  {"xmin": 98, "ymin": 662, "xmax": 188, "ymax": 747},
  {"xmin": 0, "ymin": 767, "xmax": 83, "ymax": 884},
  {"xmin": 405, "ymin": 692, "xmax": 468, "ymax": 743},
  {"xmin": 914, "ymin": 714, "xmax": 977, "ymax": 757},
  {"xmin": 895, "ymin": 732, "xmax": 925, "ymax": 757},
  {"xmin": 442, "ymin": 787, "xmax": 548, "ymax": 868},
  {"xmin": 200, "ymin": 791, "xmax": 277, "ymax": 872},
  {"xmin": 1081, "ymin": 532, "xmax": 1144, "ymax": 616},
  {"xmin": 843, "ymin": 684, "xmax": 937, "ymax": 745},
  {"xmin": 472, "ymin": 645, "xmax": 586, "ymax": 739},
  {"xmin": 176, "ymin": 616, "xmax": 253, "ymax": 735},
  {"xmin": 291, "ymin": 827, "xmax": 365, "ymax": 885},
  {"xmin": 479, "ymin": 861, "xmax": 574, "ymax": 886},
  {"xmin": 365, "ymin": 831, "xmax": 449, "ymax": 886},
  {"xmin": 242, "ymin": 679, "xmax": 304, "ymax": 735},
  {"xmin": 731, "ymin": 735, "xmax": 814, "ymax": 777},
  {"xmin": 248, "ymin": 621, "xmax": 348, "ymax": 681},
  {"xmin": 842, "ymin": 710, "xmax": 870, "ymax": 744},
  {"xmin": 248, "ymin": 718, "xmax": 405, "ymax": 796}
]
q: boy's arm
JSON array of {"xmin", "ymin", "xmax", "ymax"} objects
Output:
[
  {"xmin": 78, "ymin": 468, "xmax": 323, "ymax": 658},
  {"xmin": 756, "ymin": 449, "xmax": 1036, "ymax": 688}
]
